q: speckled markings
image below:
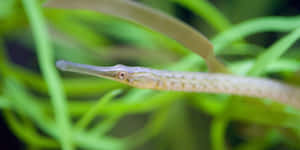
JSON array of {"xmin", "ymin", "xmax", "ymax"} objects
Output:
[{"xmin": 56, "ymin": 60, "xmax": 300, "ymax": 108}]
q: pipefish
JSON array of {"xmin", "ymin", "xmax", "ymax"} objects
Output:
[{"xmin": 56, "ymin": 60, "xmax": 300, "ymax": 108}]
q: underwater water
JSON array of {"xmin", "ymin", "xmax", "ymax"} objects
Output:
[{"xmin": 1, "ymin": 0, "xmax": 300, "ymax": 150}]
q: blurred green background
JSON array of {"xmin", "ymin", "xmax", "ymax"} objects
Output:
[{"xmin": 0, "ymin": 0, "xmax": 300, "ymax": 150}]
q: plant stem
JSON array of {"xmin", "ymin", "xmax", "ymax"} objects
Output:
[{"xmin": 21, "ymin": 0, "xmax": 73, "ymax": 149}]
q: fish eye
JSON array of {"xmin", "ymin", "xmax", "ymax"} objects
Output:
[{"xmin": 117, "ymin": 71, "xmax": 128, "ymax": 80}]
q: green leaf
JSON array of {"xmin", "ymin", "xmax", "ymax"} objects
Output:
[
  {"xmin": 248, "ymin": 27, "xmax": 300, "ymax": 76},
  {"xmin": 21, "ymin": 0, "xmax": 73, "ymax": 149},
  {"xmin": 0, "ymin": 96, "xmax": 11, "ymax": 109},
  {"xmin": 213, "ymin": 16, "xmax": 300, "ymax": 52},
  {"xmin": 75, "ymin": 89, "xmax": 122, "ymax": 130},
  {"xmin": 171, "ymin": 0, "xmax": 231, "ymax": 32},
  {"xmin": 0, "ymin": 0, "xmax": 16, "ymax": 19}
]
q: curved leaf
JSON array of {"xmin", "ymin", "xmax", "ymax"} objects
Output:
[{"xmin": 44, "ymin": 0, "xmax": 228, "ymax": 72}]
